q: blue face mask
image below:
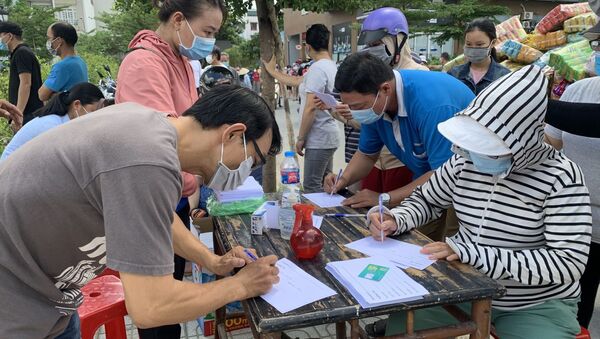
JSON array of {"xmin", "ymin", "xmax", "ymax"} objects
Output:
[
  {"xmin": 350, "ymin": 90, "xmax": 388, "ymax": 125},
  {"xmin": 177, "ymin": 19, "xmax": 216, "ymax": 60},
  {"xmin": 455, "ymin": 146, "xmax": 512, "ymax": 176},
  {"xmin": 0, "ymin": 36, "xmax": 8, "ymax": 51}
]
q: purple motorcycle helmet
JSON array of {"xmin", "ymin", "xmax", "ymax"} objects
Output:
[{"xmin": 358, "ymin": 7, "xmax": 409, "ymax": 65}]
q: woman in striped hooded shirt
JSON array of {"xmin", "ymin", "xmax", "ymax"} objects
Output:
[{"xmin": 369, "ymin": 65, "xmax": 592, "ymax": 338}]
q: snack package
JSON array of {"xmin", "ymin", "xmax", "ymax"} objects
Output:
[
  {"xmin": 442, "ymin": 54, "xmax": 466, "ymax": 72},
  {"xmin": 495, "ymin": 16, "xmax": 528, "ymax": 46},
  {"xmin": 567, "ymin": 32, "xmax": 587, "ymax": 43},
  {"xmin": 549, "ymin": 40, "xmax": 594, "ymax": 82},
  {"xmin": 525, "ymin": 31, "xmax": 567, "ymax": 51},
  {"xmin": 534, "ymin": 49, "xmax": 555, "ymax": 67},
  {"xmin": 564, "ymin": 12, "xmax": 598, "ymax": 33},
  {"xmin": 535, "ymin": 3, "xmax": 592, "ymax": 34},
  {"xmin": 501, "ymin": 40, "xmax": 543, "ymax": 64},
  {"xmin": 500, "ymin": 60, "xmax": 526, "ymax": 72}
]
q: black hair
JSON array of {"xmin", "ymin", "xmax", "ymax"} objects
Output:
[
  {"xmin": 0, "ymin": 21, "xmax": 23, "ymax": 39},
  {"xmin": 306, "ymin": 24, "xmax": 330, "ymax": 52},
  {"xmin": 50, "ymin": 22, "xmax": 78, "ymax": 46},
  {"xmin": 182, "ymin": 84, "xmax": 282, "ymax": 156},
  {"xmin": 34, "ymin": 83, "xmax": 104, "ymax": 117},
  {"xmin": 335, "ymin": 53, "xmax": 394, "ymax": 95},
  {"xmin": 441, "ymin": 52, "xmax": 450, "ymax": 60},
  {"xmin": 465, "ymin": 18, "xmax": 499, "ymax": 61},
  {"xmin": 153, "ymin": 0, "xmax": 226, "ymax": 22},
  {"xmin": 211, "ymin": 46, "xmax": 221, "ymax": 60}
]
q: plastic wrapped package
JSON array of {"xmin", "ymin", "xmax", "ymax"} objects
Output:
[
  {"xmin": 535, "ymin": 3, "xmax": 592, "ymax": 34},
  {"xmin": 442, "ymin": 54, "xmax": 466, "ymax": 72},
  {"xmin": 549, "ymin": 40, "xmax": 594, "ymax": 82},
  {"xmin": 501, "ymin": 40, "xmax": 543, "ymax": 64},
  {"xmin": 564, "ymin": 12, "xmax": 598, "ymax": 33},
  {"xmin": 567, "ymin": 32, "xmax": 587, "ymax": 43},
  {"xmin": 206, "ymin": 195, "xmax": 266, "ymax": 216},
  {"xmin": 534, "ymin": 49, "xmax": 555, "ymax": 67},
  {"xmin": 495, "ymin": 16, "xmax": 528, "ymax": 46},
  {"xmin": 525, "ymin": 31, "xmax": 567, "ymax": 51},
  {"xmin": 500, "ymin": 60, "xmax": 526, "ymax": 72}
]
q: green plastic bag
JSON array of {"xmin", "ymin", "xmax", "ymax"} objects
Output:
[{"xmin": 206, "ymin": 194, "xmax": 266, "ymax": 216}]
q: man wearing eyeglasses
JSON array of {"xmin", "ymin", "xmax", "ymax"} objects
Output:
[{"xmin": 0, "ymin": 85, "xmax": 282, "ymax": 338}]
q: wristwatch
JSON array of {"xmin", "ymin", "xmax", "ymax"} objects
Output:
[{"xmin": 380, "ymin": 193, "xmax": 391, "ymax": 207}]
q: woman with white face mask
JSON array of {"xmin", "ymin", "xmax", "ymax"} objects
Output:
[
  {"xmin": 2, "ymin": 83, "xmax": 105, "ymax": 161},
  {"xmin": 115, "ymin": 1, "xmax": 225, "ymax": 337},
  {"xmin": 448, "ymin": 18, "xmax": 510, "ymax": 95}
]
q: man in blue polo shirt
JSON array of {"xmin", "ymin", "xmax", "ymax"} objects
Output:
[
  {"xmin": 38, "ymin": 22, "xmax": 88, "ymax": 102},
  {"xmin": 325, "ymin": 53, "xmax": 474, "ymax": 240}
]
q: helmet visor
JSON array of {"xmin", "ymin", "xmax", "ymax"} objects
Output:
[{"xmin": 358, "ymin": 29, "xmax": 389, "ymax": 46}]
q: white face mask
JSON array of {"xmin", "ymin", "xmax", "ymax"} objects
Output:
[{"xmin": 207, "ymin": 133, "xmax": 254, "ymax": 192}]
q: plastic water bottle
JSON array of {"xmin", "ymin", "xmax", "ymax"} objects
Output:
[{"xmin": 279, "ymin": 151, "xmax": 300, "ymax": 240}]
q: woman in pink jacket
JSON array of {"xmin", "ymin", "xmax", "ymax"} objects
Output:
[{"xmin": 116, "ymin": 0, "xmax": 224, "ymax": 338}]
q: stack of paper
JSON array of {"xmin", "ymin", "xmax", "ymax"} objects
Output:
[
  {"xmin": 303, "ymin": 192, "xmax": 345, "ymax": 208},
  {"xmin": 326, "ymin": 257, "xmax": 429, "ymax": 309},
  {"xmin": 261, "ymin": 258, "xmax": 337, "ymax": 313},
  {"xmin": 345, "ymin": 237, "xmax": 435, "ymax": 270},
  {"xmin": 216, "ymin": 176, "xmax": 264, "ymax": 203}
]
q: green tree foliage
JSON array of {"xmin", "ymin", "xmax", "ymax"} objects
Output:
[
  {"xmin": 227, "ymin": 33, "xmax": 260, "ymax": 68},
  {"xmin": 424, "ymin": 0, "xmax": 510, "ymax": 44},
  {"xmin": 78, "ymin": 1, "xmax": 158, "ymax": 57}
]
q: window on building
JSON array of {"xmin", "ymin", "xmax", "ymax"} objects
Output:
[
  {"xmin": 250, "ymin": 22, "xmax": 258, "ymax": 31},
  {"xmin": 56, "ymin": 8, "xmax": 78, "ymax": 26}
]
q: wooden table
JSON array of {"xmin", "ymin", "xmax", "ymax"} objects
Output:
[{"xmin": 210, "ymin": 202, "xmax": 505, "ymax": 339}]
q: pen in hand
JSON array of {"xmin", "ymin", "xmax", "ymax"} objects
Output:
[
  {"xmin": 379, "ymin": 195, "xmax": 384, "ymax": 242},
  {"xmin": 243, "ymin": 248, "xmax": 258, "ymax": 262},
  {"xmin": 331, "ymin": 168, "xmax": 343, "ymax": 197}
]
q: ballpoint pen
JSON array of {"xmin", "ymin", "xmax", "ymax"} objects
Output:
[
  {"xmin": 379, "ymin": 195, "xmax": 384, "ymax": 242},
  {"xmin": 243, "ymin": 248, "xmax": 258, "ymax": 261},
  {"xmin": 324, "ymin": 213, "xmax": 366, "ymax": 218},
  {"xmin": 331, "ymin": 168, "xmax": 343, "ymax": 197}
]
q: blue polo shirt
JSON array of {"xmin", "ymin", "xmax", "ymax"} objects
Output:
[
  {"xmin": 358, "ymin": 70, "xmax": 474, "ymax": 178},
  {"xmin": 44, "ymin": 55, "xmax": 89, "ymax": 93}
]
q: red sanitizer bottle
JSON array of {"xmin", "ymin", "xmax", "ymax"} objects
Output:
[{"xmin": 290, "ymin": 204, "xmax": 324, "ymax": 259}]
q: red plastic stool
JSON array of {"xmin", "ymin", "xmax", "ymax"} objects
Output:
[
  {"xmin": 576, "ymin": 326, "xmax": 591, "ymax": 339},
  {"xmin": 78, "ymin": 275, "xmax": 128, "ymax": 339},
  {"xmin": 491, "ymin": 326, "xmax": 590, "ymax": 339}
]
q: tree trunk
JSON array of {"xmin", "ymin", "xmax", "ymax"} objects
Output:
[{"xmin": 256, "ymin": 0, "xmax": 285, "ymax": 193}]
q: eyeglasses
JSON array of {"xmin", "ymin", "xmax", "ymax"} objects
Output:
[{"xmin": 251, "ymin": 138, "xmax": 266, "ymax": 170}]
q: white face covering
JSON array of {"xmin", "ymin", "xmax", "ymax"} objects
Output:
[{"xmin": 207, "ymin": 133, "xmax": 254, "ymax": 192}]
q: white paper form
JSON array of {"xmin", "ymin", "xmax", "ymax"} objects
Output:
[
  {"xmin": 312, "ymin": 215, "xmax": 324, "ymax": 229},
  {"xmin": 260, "ymin": 258, "xmax": 337, "ymax": 313},
  {"xmin": 313, "ymin": 91, "xmax": 339, "ymax": 109},
  {"xmin": 326, "ymin": 257, "xmax": 429, "ymax": 309},
  {"xmin": 345, "ymin": 237, "xmax": 435, "ymax": 270},
  {"xmin": 303, "ymin": 192, "xmax": 345, "ymax": 208}
]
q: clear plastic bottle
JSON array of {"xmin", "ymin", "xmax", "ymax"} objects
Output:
[{"xmin": 279, "ymin": 151, "xmax": 300, "ymax": 240}]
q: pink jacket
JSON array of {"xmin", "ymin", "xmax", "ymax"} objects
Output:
[{"xmin": 117, "ymin": 30, "xmax": 199, "ymax": 197}]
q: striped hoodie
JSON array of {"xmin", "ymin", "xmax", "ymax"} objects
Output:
[{"xmin": 389, "ymin": 65, "xmax": 592, "ymax": 310}]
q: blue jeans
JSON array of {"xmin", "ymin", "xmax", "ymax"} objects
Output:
[
  {"xmin": 303, "ymin": 148, "xmax": 335, "ymax": 193},
  {"xmin": 55, "ymin": 313, "xmax": 81, "ymax": 339}
]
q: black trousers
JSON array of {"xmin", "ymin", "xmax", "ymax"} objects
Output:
[
  {"xmin": 138, "ymin": 202, "xmax": 190, "ymax": 339},
  {"xmin": 578, "ymin": 241, "xmax": 600, "ymax": 328}
]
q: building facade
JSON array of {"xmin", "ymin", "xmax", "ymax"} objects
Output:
[{"xmin": 23, "ymin": 0, "xmax": 114, "ymax": 33}]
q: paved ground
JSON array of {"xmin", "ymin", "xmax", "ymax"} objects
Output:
[{"xmin": 95, "ymin": 99, "xmax": 599, "ymax": 338}]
